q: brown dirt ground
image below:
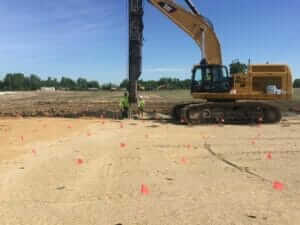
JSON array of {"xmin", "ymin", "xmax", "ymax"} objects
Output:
[
  {"xmin": 1, "ymin": 90, "xmax": 299, "ymax": 118},
  {"xmin": 0, "ymin": 116, "xmax": 300, "ymax": 225},
  {"xmin": 0, "ymin": 91, "xmax": 185, "ymax": 117},
  {"xmin": 0, "ymin": 118, "xmax": 96, "ymax": 160}
]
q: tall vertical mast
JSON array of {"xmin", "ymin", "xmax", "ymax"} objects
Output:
[{"xmin": 128, "ymin": 0, "xmax": 144, "ymax": 103}]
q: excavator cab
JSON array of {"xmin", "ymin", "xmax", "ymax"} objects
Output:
[{"xmin": 191, "ymin": 64, "xmax": 231, "ymax": 93}]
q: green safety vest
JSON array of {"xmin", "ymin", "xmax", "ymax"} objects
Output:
[
  {"xmin": 138, "ymin": 100, "xmax": 145, "ymax": 108},
  {"xmin": 120, "ymin": 97, "xmax": 129, "ymax": 109}
]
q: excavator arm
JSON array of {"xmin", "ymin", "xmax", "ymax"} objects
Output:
[{"xmin": 147, "ymin": 0, "xmax": 222, "ymax": 65}]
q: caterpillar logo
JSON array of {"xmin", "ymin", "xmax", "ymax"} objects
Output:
[{"xmin": 158, "ymin": 2, "xmax": 177, "ymax": 13}]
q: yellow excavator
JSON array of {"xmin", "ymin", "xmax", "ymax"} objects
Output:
[{"xmin": 148, "ymin": 0, "xmax": 293, "ymax": 124}]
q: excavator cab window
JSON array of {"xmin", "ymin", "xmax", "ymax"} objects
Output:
[{"xmin": 192, "ymin": 65, "xmax": 231, "ymax": 93}]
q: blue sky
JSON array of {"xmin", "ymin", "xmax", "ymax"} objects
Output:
[{"xmin": 0, "ymin": 0, "xmax": 299, "ymax": 84}]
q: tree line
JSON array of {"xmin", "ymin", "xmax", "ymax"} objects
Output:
[
  {"xmin": 0, "ymin": 73, "xmax": 192, "ymax": 91},
  {"xmin": 1, "ymin": 63, "xmax": 298, "ymax": 91},
  {"xmin": 120, "ymin": 78, "xmax": 191, "ymax": 91},
  {"xmin": 0, "ymin": 62, "xmax": 245, "ymax": 91},
  {"xmin": 293, "ymin": 79, "xmax": 300, "ymax": 88},
  {"xmin": 0, "ymin": 73, "xmax": 100, "ymax": 91}
]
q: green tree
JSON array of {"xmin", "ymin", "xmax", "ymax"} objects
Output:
[
  {"xmin": 24, "ymin": 77, "xmax": 31, "ymax": 90},
  {"xmin": 87, "ymin": 80, "xmax": 100, "ymax": 89},
  {"xmin": 51, "ymin": 78, "xmax": 59, "ymax": 88},
  {"xmin": 13, "ymin": 73, "xmax": 26, "ymax": 90},
  {"xmin": 120, "ymin": 79, "xmax": 129, "ymax": 89},
  {"xmin": 293, "ymin": 79, "xmax": 300, "ymax": 88},
  {"xmin": 42, "ymin": 77, "xmax": 59, "ymax": 88},
  {"xmin": 229, "ymin": 60, "xmax": 247, "ymax": 75},
  {"xmin": 182, "ymin": 79, "xmax": 191, "ymax": 89},
  {"xmin": 3, "ymin": 74, "xmax": 13, "ymax": 90},
  {"xmin": 158, "ymin": 77, "xmax": 171, "ymax": 87},
  {"xmin": 139, "ymin": 79, "xmax": 158, "ymax": 91},
  {"xmin": 101, "ymin": 82, "xmax": 117, "ymax": 90},
  {"xmin": 3, "ymin": 73, "xmax": 26, "ymax": 90},
  {"xmin": 77, "ymin": 78, "xmax": 88, "ymax": 90},
  {"xmin": 29, "ymin": 74, "xmax": 41, "ymax": 90},
  {"xmin": 60, "ymin": 77, "xmax": 76, "ymax": 90}
]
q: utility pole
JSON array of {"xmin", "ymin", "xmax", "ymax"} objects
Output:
[{"xmin": 128, "ymin": 0, "xmax": 144, "ymax": 103}]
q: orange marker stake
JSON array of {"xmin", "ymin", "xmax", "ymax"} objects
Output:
[
  {"xmin": 266, "ymin": 152, "xmax": 272, "ymax": 160},
  {"xmin": 76, "ymin": 158, "xmax": 84, "ymax": 165},
  {"xmin": 273, "ymin": 181, "xmax": 284, "ymax": 191},
  {"xmin": 120, "ymin": 143, "xmax": 126, "ymax": 148},
  {"xmin": 141, "ymin": 184, "xmax": 149, "ymax": 195},
  {"xmin": 181, "ymin": 157, "xmax": 187, "ymax": 164}
]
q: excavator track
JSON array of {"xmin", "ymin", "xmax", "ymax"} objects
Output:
[
  {"xmin": 172, "ymin": 103, "xmax": 194, "ymax": 122},
  {"xmin": 173, "ymin": 102, "xmax": 282, "ymax": 125}
]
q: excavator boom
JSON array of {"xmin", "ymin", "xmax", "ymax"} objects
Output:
[
  {"xmin": 147, "ymin": 0, "xmax": 222, "ymax": 65},
  {"xmin": 184, "ymin": 0, "xmax": 200, "ymax": 16}
]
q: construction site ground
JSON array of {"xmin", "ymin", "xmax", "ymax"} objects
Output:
[
  {"xmin": 1, "ymin": 89, "xmax": 300, "ymax": 118},
  {"xmin": 1, "ymin": 90, "xmax": 300, "ymax": 225},
  {"xmin": 0, "ymin": 90, "xmax": 194, "ymax": 118}
]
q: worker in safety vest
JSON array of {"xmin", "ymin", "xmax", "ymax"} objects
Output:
[
  {"xmin": 120, "ymin": 92, "xmax": 129, "ymax": 119},
  {"xmin": 138, "ymin": 95, "xmax": 145, "ymax": 119}
]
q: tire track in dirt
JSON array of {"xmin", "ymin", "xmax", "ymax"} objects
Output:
[{"xmin": 204, "ymin": 143, "xmax": 272, "ymax": 183}]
